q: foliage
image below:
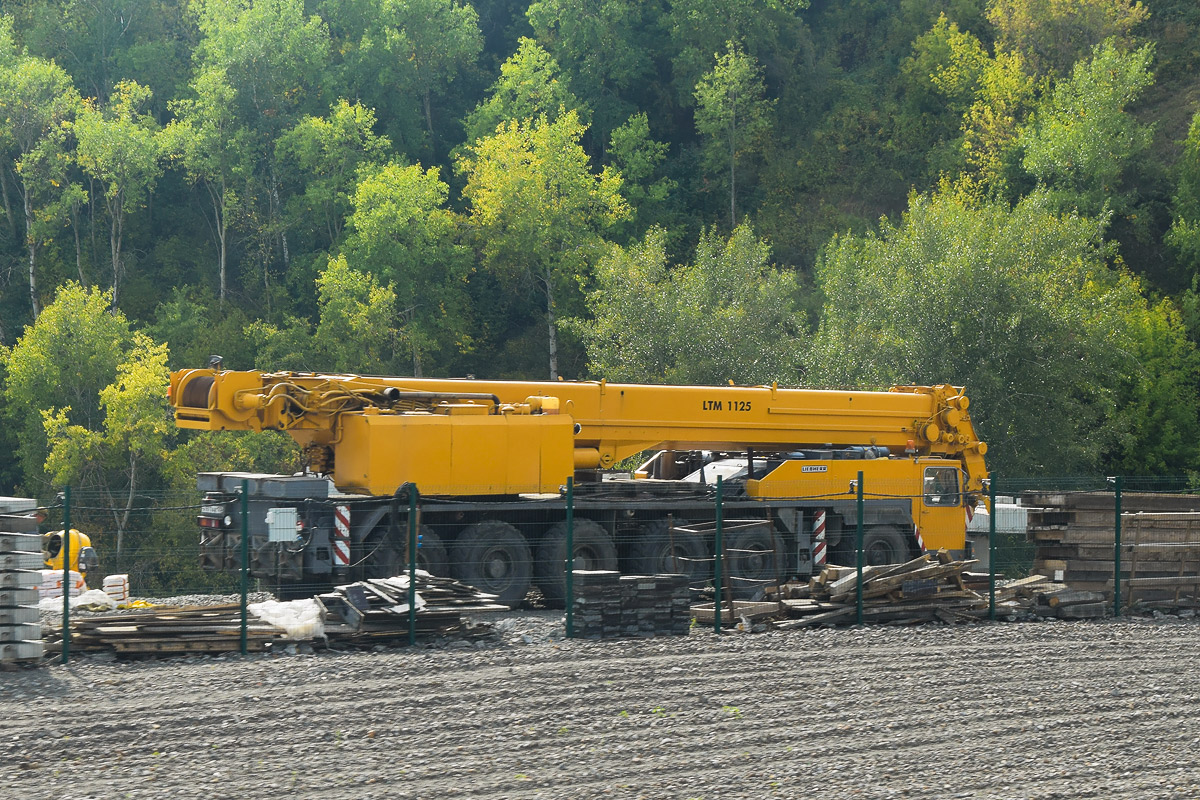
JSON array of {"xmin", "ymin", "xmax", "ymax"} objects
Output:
[
  {"xmin": 462, "ymin": 37, "xmax": 585, "ymax": 145},
  {"xmin": 2, "ymin": 1, "xmax": 1200, "ymax": 488},
  {"xmin": 575, "ymin": 224, "xmax": 804, "ymax": 385},
  {"xmin": 276, "ymin": 99, "xmax": 391, "ymax": 247},
  {"xmin": 693, "ymin": 42, "xmax": 774, "ymax": 226},
  {"xmin": 342, "ymin": 160, "xmax": 472, "ymax": 374},
  {"xmin": 72, "ymin": 78, "xmax": 163, "ymax": 307},
  {"xmin": 458, "ymin": 109, "xmax": 628, "ymax": 378},
  {"xmin": 987, "ymin": 0, "xmax": 1149, "ymax": 77},
  {"xmin": 3, "ymin": 282, "xmax": 135, "ymax": 492},
  {"xmin": 42, "ymin": 333, "xmax": 171, "ymax": 550},
  {"xmin": 809, "ymin": 189, "xmax": 1192, "ymax": 476},
  {"xmin": 1020, "ymin": 40, "xmax": 1155, "ymax": 216}
]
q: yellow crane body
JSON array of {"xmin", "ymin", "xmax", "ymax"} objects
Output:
[
  {"xmin": 170, "ymin": 369, "xmax": 988, "ymax": 498},
  {"xmin": 169, "ymin": 367, "xmax": 990, "ymax": 604}
]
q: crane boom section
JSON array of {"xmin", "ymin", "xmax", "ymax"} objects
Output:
[{"xmin": 169, "ymin": 370, "xmax": 988, "ymax": 496}]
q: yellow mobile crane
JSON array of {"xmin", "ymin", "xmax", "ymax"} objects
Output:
[{"xmin": 170, "ymin": 365, "xmax": 989, "ymax": 605}]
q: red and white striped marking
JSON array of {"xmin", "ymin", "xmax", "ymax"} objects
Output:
[
  {"xmin": 333, "ymin": 505, "xmax": 351, "ymax": 566},
  {"xmin": 914, "ymin": 527, "xmax": 926, "ymax": 553},
  {"xmin": 812, "ymin": 510, "xmax": 827, "ymax": 567}
]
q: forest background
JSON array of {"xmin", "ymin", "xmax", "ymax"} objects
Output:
[{"xmin": 3, "ymin": 0, "xmax": 1200, "ymax": 535}]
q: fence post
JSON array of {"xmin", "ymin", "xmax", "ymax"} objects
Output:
[
  {"xmin": 565, "ymin": 477, "xmax": 575, "ymax": 639},
  {"xmin": 61, "ymin": 486, "xmax": 71, "ymax": 666},
  {"xmin": 1113, "ymin": 476, "xmax": 1123, "ymax": 618},
  {"xmin": 988, "ymin": 477, "xmax": 997, "ymax": 621},
  {"xmin": 855, "ymin": 471, "xmax": 864, "ymax": 626},
  {"xmin": 713, "ymin": 476, "xmax": 724, "ymax": 634},
  {"xmin": 240, "ymin": 479, "xmax": 249, "ymax": 656},
  {"xmin": 408, "ymin": 485, "xmax": 419, "ymax": 647}
]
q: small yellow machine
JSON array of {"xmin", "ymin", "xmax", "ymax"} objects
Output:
[
  {"xmin": 169, "ymin": 366, "xmax": 989, "ymax": 605},
  {"xmin": 43, "ymin": 527, "xmax": 99, "ymax": 582}
]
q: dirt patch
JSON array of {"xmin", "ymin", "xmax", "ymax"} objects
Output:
[{"xmin": 4, "ymin": 614, "xmax": 1200, "ymax": 799}]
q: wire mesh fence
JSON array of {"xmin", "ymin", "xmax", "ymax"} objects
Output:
[{"xmin": 10, "ymin": 471, "xmax": 1200, "ymax": 664}]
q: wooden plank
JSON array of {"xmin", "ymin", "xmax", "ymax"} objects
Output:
[
  {"xmin": 772, "ymin": 606, "xmax": 855, "ymax": 629},
  {"xmin": 1044, "ymin": 589, "xmax": 1106, "ymax": 607},
  {"xmin": 1056, "ymin": 602, "xmax": 1108, "ymax": 619}
]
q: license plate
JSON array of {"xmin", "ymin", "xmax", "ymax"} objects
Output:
[{"xmin": 201, "ymin": 504, "xmax": 225, "ymax": 516}]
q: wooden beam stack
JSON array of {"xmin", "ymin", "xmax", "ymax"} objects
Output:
[
  {"xmin": 1024, "ymin": 491, "xmax": 1200, "ymax": 601},
  {"xmin": 316, "ymin": 574, "xmax": 507, "ymax": 643}
]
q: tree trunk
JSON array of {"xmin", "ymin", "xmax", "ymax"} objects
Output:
[
  {"xmin": 424, "ymin": 88, "xmax": 435, "ymax": 143},
  {"xmin": 22, "ymin": 185, "xmax": 39, "ymax": 319},
  {"xmin": 729, "ymin": 119, "xmax": 737, "ymax": 227},
  {"xmin": 0, "ymin": 165, "xmax": 17, "ymax": 238},
  {"xmin": 71, "ymin": 197, "xmax": 85, "ymax": 285},
  {"xmin": 544, "ymin": 265, "xmax": 558, "ymax": 380},
  {"xmin": 205, "ymin": 179, "xmax": 228, "ymax": 305},
  {"xmin": 109, "ymin": 193, "xmax": 124, "ymax": 310}
]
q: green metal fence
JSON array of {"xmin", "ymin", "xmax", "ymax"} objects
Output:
[{"xmin": 21, "ymin": 472, "xmax": 1200, "ymax": 664}]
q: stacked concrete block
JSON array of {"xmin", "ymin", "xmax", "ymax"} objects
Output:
[
  {"xmin": 574, "ymin": 570, "xmax": 691, "ymax": 640},
  {"xmin": 0, "ymin": 528, "xmax": 44, "ymax": 665}
]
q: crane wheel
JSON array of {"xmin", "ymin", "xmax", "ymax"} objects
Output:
[
  {"xmin": 725, "ymin": 525, "xmax": 786, "ymax": 599},
  {"xmin": 860, "ymin": 525, "xmax": 910, "ymax": 566},
  {"xmin": 452, "ymin": 520, "xmax": 532, "ymax": 607},
  {"xmin": 628, "ymin": 519, "xmax": 706, "ymax": 584},
  {"xmin": 534, "ymin": 519, "xmax": 618, "ymax": 607},
  {"xmin": 413, "ymin": 527, "xmax": 449, "ymax": 577}
]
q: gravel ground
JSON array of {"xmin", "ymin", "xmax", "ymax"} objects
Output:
[{"xmin": 6, "ymin": 611, "xmax": 1200, "ymax": 799}]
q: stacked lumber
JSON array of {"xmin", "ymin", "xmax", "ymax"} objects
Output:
[
  {"xmin": 767, "ymin": 553, "xmax": 989, "ymax": 628},
  {"xmin": 317, "ymin": 573, "xmax": 506, "ymax": 643},
  {"xmin": 1023, "ymin": 491, "xmax": 1200, "ymax": 601},
  {"xmin": 1115, "ymin": 512, "xmax": 1200, "ymax": 607},
  {"xmin": 572, "ymin": 571, "xmax": 692, "ymax": 639},
  {"xmin": 58, "ymin": 604, "xmax": 283, "ymax": 655},
  {"xmin": 693, "ymin": 558, "xmax": 1111, "ymax": 629}
]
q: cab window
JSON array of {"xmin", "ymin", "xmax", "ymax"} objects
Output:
[{"xmin": 924, "ymin": 467, "xmax": 960, "ymax": 507}]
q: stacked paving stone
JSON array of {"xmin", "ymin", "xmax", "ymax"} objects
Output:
[
  {"xmin": 0, "ymin": 516, "xmax": 44, "ymax": 666},
  {"xmin": 574, "ymin": 570, "xmax": 690, "ymax": 639}
]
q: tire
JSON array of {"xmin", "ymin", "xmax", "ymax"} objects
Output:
[
  {"xmin": 415, "ymin": 527, "xmax": 449, "ymax": 577},
  {"xmin": 862, "ymin": 526, "xmax": 910, "ymax": 566},
  {"xmin": 725, "ymin": 524, "xmax": 786, "ymax": 599},
  {"xmin": 452, "ymin": 520, "xmax": 532, "ymax": 607},
  {"xmin": 534, "ymin": 519, "xmax": 618, "ymax": 607},
  {"xmin": 358, "ymin": 531, "xmax": 404, "ymax": 581},
  {"xmin": 628, "ymin": 519, "xmax": 707, "ymax": 583}
]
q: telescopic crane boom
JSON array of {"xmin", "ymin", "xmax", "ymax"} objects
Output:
[{"xmin": 170, "ymin": 369, "xmax": 988, "ymax": 500}]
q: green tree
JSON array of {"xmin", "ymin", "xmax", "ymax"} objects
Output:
[
  {"xmin": 324, "ymin": 0, "xmax": 481, "ymax": 153},
  {"xmin": 73, "ymin": 78, "xmax": 163, "ymax": 308},
  {"xmin": 3, "ymin": 282, "xmax": 134, "ymax": 492},
  {"xmin": 313, "ymin": 254, "xmax": 401, "ymax": 374},
  {"xmin": 191, "ymin": 0, "xmax": 331, "ymax": 286},
  {"xmin": 809, "ymin": 189, "xmax": 1194, "ymax": 475},
  {"xmin": 276, "ymin": 99, "xmax": 390, "ymax": 248},
  {"xmin": 667, "ymin": 0, "xmax": 808, "ymax": 105},
  {"xmin": 693, "ymin": 42, "xmax": 774, "ymax": 226},
  {"xmin": 42, "ymin": 333, "xmax": 171, "ymax": 551},
  {"xmin": 576, "ymin": 224, "xmax": 804, "ymax": 384},
  {"xmin": 960, "ymin": 49, "xmax": 1035, "ymax": 199},
  {"xmin": 458, "ymin": 110, "xmax": 628, "ymax": 378},
  {"xmin": 608, "ymin": 112, "xmax": 677, "ymax": 236},
  {"xmin": 0, "ymin": 29, "xmax": 80, "ymax": 318},
  {"xmin": 1020, "ymin": 40, "xmax": 1155, "ymax": 216},
  {"xmin": 343, "ymin": 160, "xmax": 472, "ymax": 375},
  {"xmin": 163, "ymin": 65, "xmax": 253, "ymax": 304},
  {"xmin": 987, "ymin": 0, "xmax": 1149, "ymax": 77},
  {"xmin": 462, "ymin": 37, "xmax": 586, "ymax": 145},
  {"xmin": 525, "ymin": 0, "xmax": 660, "ymax": 139},
  {"xmin": 1168, "ymin": 111, "xmax": 1200, "ymax": 279}
]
